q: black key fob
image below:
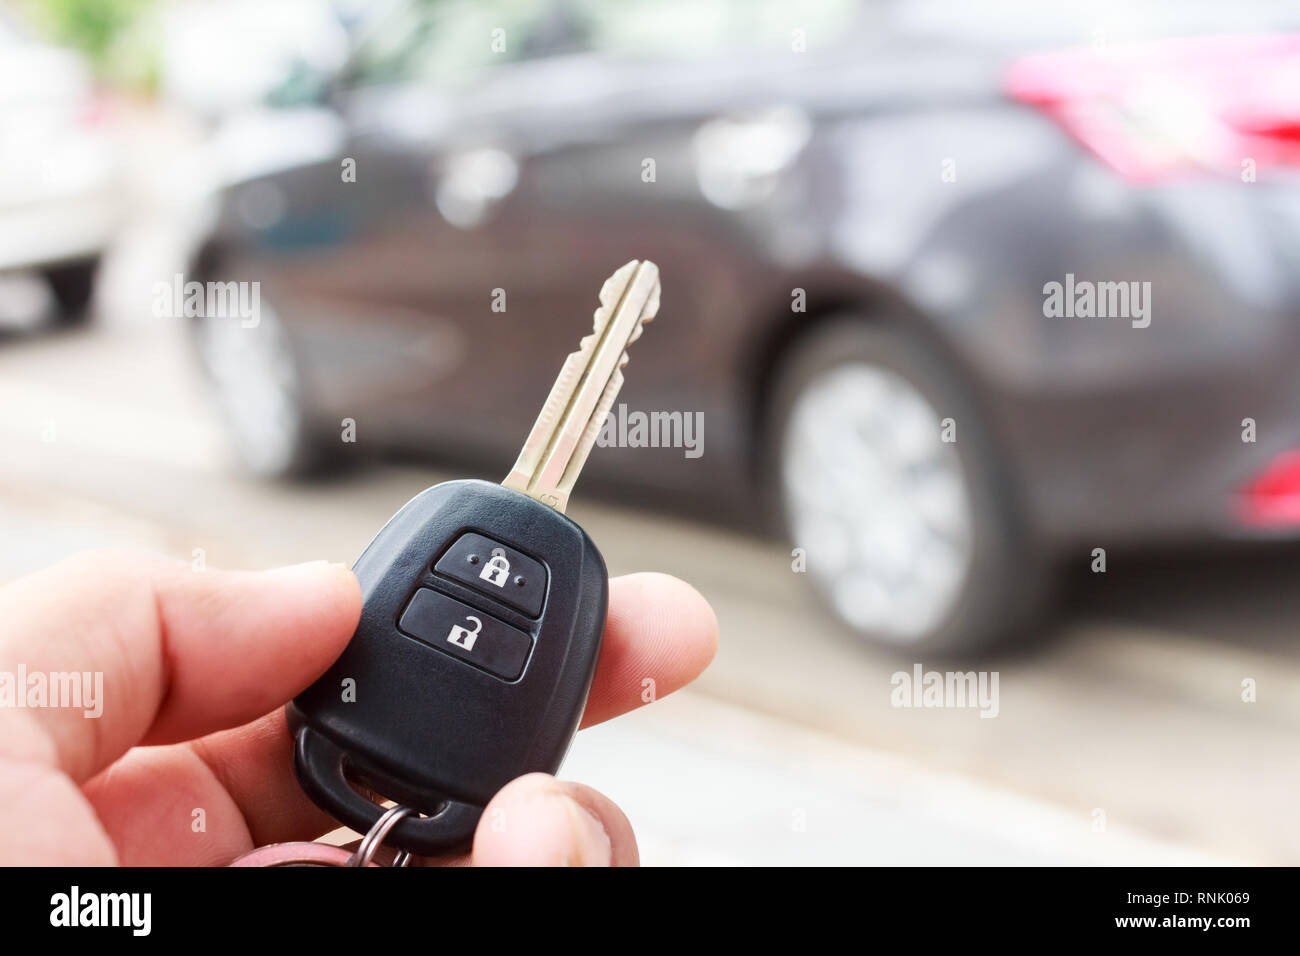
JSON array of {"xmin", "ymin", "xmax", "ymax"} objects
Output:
[{"xmin": 287, "ymin": 479, "xmax": 607, "ymax": 856}]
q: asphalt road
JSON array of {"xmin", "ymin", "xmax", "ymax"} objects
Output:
[{"xmin": 2, "ymin": 315, "xmax": 1297, "ymax": 864}]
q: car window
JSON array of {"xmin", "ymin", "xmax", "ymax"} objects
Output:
[
  {"xmin": 341, "ymin": 0, "xmax": 556, "ymax": 89},
  {"xmin": 566, "ymin": 0, "xmax": 866, "ymax": 61}
]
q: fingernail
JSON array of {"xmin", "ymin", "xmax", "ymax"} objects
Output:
[
  {"xmin": 267, "ymin": 560, "xmax": 348, "ymax": 573},
  {"xmin": 549, "ymin": 791, "xmax": 612, "ymax": 867},
  {"xmin": 265, "ymin": 560, "xmax": 345, "ymax": 580}
]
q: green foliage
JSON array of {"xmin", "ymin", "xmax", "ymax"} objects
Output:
[
  {"xmin": 28, "ymin": 0, "xmax": 144, "ymax": 61},
  {"xmin": 20, "ymin": 0, "xmax": 159, "ymax": 90}
]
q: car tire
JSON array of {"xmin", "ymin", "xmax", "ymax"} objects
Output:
[
  {"xmin": 191, "ymin": 295, "xmax": 333, "ymax": 478},
  {"xmin": 767, "ymin": 317, "xmax": 1050, "ymax": 658},
  {"xmin": 44, "ymin": 258, "xmax": 99, "ymax": 324}
]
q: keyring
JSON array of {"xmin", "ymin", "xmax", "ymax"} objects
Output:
[
  {"xmin": 228, "ymin": 805, "xmax": 419, "ymax": 867},
  {"xmin": 347, "ymin": 805, "xmax": 416, "ymax": 868}
]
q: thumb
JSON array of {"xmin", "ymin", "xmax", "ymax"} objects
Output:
[
  {"xmin": 0, "ymin": 550, "xmax": 360, "ymax": 783},
  {"xmin": 471, "ymin": 773, "xmax": 639, "ymax": 867}
]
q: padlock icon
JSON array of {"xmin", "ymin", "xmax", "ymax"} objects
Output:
[
  {"xmin": 479, "ymin": 550, "xmax": 510, "ymax": 588},
  {"xmin": 446, "ymin": 615, "xmax": 481, "ymax": 651}
]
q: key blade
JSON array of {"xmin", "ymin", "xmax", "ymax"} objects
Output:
[{"xmin": 503, "ymin": 259, "xmax": 660, "ymax": 512}]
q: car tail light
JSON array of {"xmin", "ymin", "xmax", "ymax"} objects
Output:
[
  {"xmin": 1006, "ymin": 35, "xmax": 1300, "ymax": 183},
  {"xmin": 1236, "ymin": 449, "xmax": 1300, "ymax": 528}
]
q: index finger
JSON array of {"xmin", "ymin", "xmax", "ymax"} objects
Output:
[{"xmin": 580, "ymin": 571, "xmax": 718, "ymax": 727}]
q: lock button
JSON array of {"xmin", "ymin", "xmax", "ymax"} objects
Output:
[
  {"xmin": 434, "ymin": 532, "xmax": 548, "ymax": 617},
  {"xmin": 480, "ymin": 552, "xmax": 511, "ymax": 587},
  {"xmin": 399, "ymin": 588, "xmax": 532, "ymax": 680}
]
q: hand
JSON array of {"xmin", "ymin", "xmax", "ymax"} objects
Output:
[{"xmin": 0, "ymin": 551, "xmax": 717, "ymax": 866}]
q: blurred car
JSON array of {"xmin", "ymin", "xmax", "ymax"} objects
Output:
[
  {"xmin": 0, "ymin": 7, "xmax": 125, "ymax": 321},
  {"xmin": 192, "ymin": 0, "xmax": 1300, "ymax": 655}
]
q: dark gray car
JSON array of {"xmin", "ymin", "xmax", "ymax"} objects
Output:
[{"xmin": 193, "ymin": 0, "xmax": 1300, "ymax": 655}]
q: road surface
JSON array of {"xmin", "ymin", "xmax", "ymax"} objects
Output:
[{"xmin": 1, "ymin": 314, "xmax": 1295, "ymax": 864}]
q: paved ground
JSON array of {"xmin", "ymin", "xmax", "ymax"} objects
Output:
[{"xmin": 2, "ymin": 311, "xmax": 1296, "ymax": 864}]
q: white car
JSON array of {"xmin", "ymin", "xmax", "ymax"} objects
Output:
[{"xmin": 0, "ymin": 9, "xmax": 125, "ymax": 321}]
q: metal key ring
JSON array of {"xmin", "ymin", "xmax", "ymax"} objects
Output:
[{"xmin": 347, "ymin": 805, "xmax": 416, "ymax": 868}]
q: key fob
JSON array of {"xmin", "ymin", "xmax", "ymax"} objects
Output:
[{"xmin": 287, "ymin": 479, "xmax": 607, "ymax": 856}]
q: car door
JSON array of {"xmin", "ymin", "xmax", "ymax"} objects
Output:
[{"xmin": 287, "ymin": 0, "xmax": 579, "ymax": 457}]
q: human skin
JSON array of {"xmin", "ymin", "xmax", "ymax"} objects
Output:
[{"xmin": 0, "ymin": 552, "xmax": 718, "ymax": 866}]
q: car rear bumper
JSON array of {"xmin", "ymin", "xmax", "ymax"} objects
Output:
[{"xmin": 0, "ymin": 185, "xmax": 125, "ymax": 271}]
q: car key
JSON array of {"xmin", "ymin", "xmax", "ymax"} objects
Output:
[{"xmin": 288, "ymin": 259, "xmax": 660, "ymax": 856}]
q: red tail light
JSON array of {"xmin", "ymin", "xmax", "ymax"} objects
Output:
[
  {"xmin": 1006, "ymin": 36, "xmax": 1300, "ymax": 183},
  {"xmin": 1236, "ymin": 450, "xmax": 1300, "ymax": 528}
]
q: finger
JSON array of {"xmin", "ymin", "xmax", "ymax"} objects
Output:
[
  {"xmin": 0, "ymin": 550, "xmax": 360, "ymax": 783},
  {"xmin": 82, "ymin": 710, "xmax": 342, "ymax": 865},
  {"xmin": 85, "ymin": 571, "xmax": 712, "ymax": 854},
  {"xmin": 470, "ymin": 773, "xmax": 638, "ymax": 867},
  {"xmin": 581, "ymin": 572, "xmax": 717, "ymax": 728},
  {"xmin": 0, "ymin": 755, "xmax": 118, "ymax": 865}
]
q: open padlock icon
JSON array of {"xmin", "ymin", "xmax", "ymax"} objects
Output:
[
  {"xmin": 445, "ymin": 615, "xmax": 482, "ymax": 651},
  {"xmin": 479, "ymin": 550, "xmax": 510, "ymax": 588}
]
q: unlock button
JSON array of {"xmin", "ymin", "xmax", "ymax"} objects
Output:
[{"xmin": 399, "ymin": 588, "xmax": 533, "ymax": 680}]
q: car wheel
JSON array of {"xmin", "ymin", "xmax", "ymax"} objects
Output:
[
  {"xmin": 44, "ymin": 258, "xmax": 99, "ymax": 324},
  {"xmin": 769, "ymin": 318, "xmax": 1048, "ymax": 657},
  {"xmin": 192, "ymin": 297, "xmax": 324, "ymax": 477}
]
